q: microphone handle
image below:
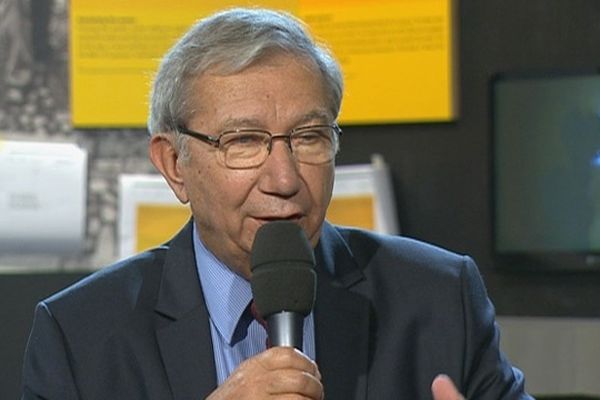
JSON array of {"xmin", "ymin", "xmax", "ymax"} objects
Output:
[{"xmin": 267, "ymin": 311, "xmax": 304, "ymax": 350}]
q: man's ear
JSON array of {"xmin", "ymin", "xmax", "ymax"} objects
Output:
[{"xmin": 148, "ymin": 133, "xmax": 189, "ymax": 204}]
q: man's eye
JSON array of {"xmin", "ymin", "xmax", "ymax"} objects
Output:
[
  {"xmin": 295, "ymin": 130, "xmax": 328, "ymax": 145},
  {"xmin": 224, "ymin": 133, "xmax": 265, "ymax": 147}
]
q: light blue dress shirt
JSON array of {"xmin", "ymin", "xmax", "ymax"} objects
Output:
[{"xmin": 193, "ymin": 225, "xmax": 316, "ymax": 385}]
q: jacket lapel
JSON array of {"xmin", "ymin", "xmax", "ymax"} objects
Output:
[
  {"xmin": 314, "ymin": 223, "xmax": 371, "ymax": 400},
  {"xmin": 154, "ymin": 221, "xmax": 218, "ymax": 399}
]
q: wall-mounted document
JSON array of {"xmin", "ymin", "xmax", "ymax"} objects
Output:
[
  {"xmin": 329, "ymin": 154, "xmax": 399, "ymax": 235},
  {"xmin": 118, "ymin": 174, "xmax": 190, "ymax": 259},
  {"xmin": 118, "ymin": 156, "xmax": 398, "ymax": 259},
  {"xmin": 0, "ymin": 140, "xmax": 87, "ymax": 254}
]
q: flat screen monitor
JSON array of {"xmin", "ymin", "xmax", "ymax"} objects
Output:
[{"xmin": 492, "ymin": 71, "xmax": 600, "ymax": 271}]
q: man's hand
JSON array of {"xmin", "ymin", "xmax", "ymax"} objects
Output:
[
  {"xmin": 206, "ymin": 347, "xmax": 323, "ymax": 399},
  {"xmin": 431, "ymin": 374, "xmax": 465, "ymax": 400}
]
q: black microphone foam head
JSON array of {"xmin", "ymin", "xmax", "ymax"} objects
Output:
[{"xmin": 250, "ymin": 221, "xmax": 316, "ymax": 319}]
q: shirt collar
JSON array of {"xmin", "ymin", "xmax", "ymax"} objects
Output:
[{"xmin": 193, "ymin": 224, "xmax": 253, "ymax": 346}]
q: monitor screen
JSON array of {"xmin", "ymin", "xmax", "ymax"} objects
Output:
[{"xmin": 492, "ymin": 71, "xmax": 600, "ymax": 270}]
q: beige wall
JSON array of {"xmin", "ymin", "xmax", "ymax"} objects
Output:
[{"xmin": 498, "ymin": 316, "xmax": 600, "ymax": 396}]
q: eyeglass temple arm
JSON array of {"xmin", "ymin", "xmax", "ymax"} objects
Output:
[{"xmin": 176, "ymin": 125, "xmax": 220, "ymax": 147}]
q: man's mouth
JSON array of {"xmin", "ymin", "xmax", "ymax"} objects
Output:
[{"xmin": 253, "ymin": 213, "xmax": 303, "ymax": 223}]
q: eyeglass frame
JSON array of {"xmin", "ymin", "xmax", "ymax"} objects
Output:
[{"xmin": 175, "ymin": 123, "xmax": 343, "ymax": 168}]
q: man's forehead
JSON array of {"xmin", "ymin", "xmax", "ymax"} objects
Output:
[
  {"xmin": 218, "ymin": 110, "xmax": 332, "ymax": 130},
  {"xmin": 185, "ymin": 54, "xmax": 332, "ymax": 129},
  {"xmin": 207, "ymin": 50, "xmax": 319, "ymax": 75}
]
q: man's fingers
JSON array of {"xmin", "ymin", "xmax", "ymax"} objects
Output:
[
  {"xmin": 431, "ymin": 374, "xmax": 465, "ymax": 400},
  {"xmin": 266, "ymin": 369, "xmax": 323, "ymax": 398},
  {"xmin": 258, "ymin": 348, "xmax": 323, "ymax": 398},
  {"xmin": 256, "ymin": 347, "xmax": 321, "ymax": 378},
  {"xmin": 229, "ymin": 347, "xmax": 323, "ymax": 398},
  {"xmin": 208, "ymin": 348, "xmax": 324, "ymax": 400}
]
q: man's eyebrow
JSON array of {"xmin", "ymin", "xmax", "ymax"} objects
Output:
[
  {"xmin": 220, "ymin": 117, "xmax": 264, "ymax": 131},
  {"xmin": 295, "ymin": 110, "xmax": 333, "ymax": 125},
  {"xmin": 218, "ymin": 110, "xmax": 333, "ymax": 131}
]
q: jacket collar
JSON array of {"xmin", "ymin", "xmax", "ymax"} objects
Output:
[
  {"xmin": 314, "ymin": 222, "xmax": 371, "ymax": 400},
  {"xmin": 154, "ymin": 220, "xmax": 218, "ymax": 399}
]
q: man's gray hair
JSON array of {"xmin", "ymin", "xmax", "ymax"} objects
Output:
[{"xmin": 147, "ymin": 7, "xmax": 343, "ymax": 136}]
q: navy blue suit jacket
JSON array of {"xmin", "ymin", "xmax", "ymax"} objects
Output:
[{"xmin": 22, "ymin": 221, "xmax": 531, "ymax": 399}]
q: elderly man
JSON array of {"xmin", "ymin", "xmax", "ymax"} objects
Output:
[{"xmin": 22, "ymin": 8, "xmax": 532, "ymax": 400}]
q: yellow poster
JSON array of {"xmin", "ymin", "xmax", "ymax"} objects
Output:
[
  {"xmin": 71, "ymin": 0, "xmax": 455, "ymax": 127},
  {"xmin": 327, "ymin": 195, "xmax": 374, "ymax": 230},
  {"xmin": 136, "ymin": 204, "xmax": 190, "ymax": 252},
  {"xmin": 130, "ymin": 196, "xmax": 373, "ymax": 254}
]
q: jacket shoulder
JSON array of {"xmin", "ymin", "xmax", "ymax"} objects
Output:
[
  {"xmin": 334, "ymin": 225, "xmax": 470, "ymax": 279},
  {"xmin": 41, "ymin": 247, "xmax": 168, "ymax": 340}
]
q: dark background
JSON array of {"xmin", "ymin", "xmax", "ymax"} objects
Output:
[{"xmin": 2, "ymin": 0, "xmax": 600, "ymax": 399}]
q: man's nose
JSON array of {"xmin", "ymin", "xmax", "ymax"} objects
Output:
[
  {"xmin": 268, "ymin": 134, "xmax": 293, "ymax": 153},
  {"xmin": 257, "ymin": 138, "xmax": 302, "ymax": 197}
]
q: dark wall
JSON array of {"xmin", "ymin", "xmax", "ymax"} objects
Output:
[
  {"xmin": 1, "ymin": 273, "xmax": 88, "ymax": 400},
  {"xmin": 336, "ymin": 0, "xmax": 600, "ymax": 317}
]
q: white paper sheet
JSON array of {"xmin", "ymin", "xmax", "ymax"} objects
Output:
[{"xmin": 0, "ymin": 140, "xmax": 87, "ymax": 254}]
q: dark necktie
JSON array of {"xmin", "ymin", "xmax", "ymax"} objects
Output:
[{"xmin": 249, "ymin": 300, "xmax": 272, "ymax": 348}]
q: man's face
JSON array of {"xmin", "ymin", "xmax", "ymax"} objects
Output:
[{"xmin": 177, "ymin": 54, "xmax": 335, "ymax": 279}]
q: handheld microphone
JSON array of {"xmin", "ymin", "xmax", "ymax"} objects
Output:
[{"xmin": 250, "ymin": 221, "xmax": 316, "ymax": 350}]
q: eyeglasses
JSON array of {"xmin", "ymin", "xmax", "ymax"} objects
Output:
[{"xmin": 176, "ymin": 124, "xmax": 342, "ymax": 169}]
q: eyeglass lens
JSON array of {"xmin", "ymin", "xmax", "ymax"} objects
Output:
[{"xmin": 220, "ymin": 127, "xmax": 337, "ymax": 168}]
